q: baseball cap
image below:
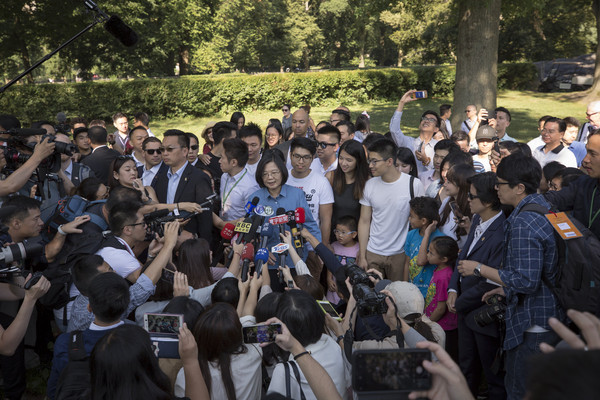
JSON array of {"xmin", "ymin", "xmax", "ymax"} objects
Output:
[{"xmin": 476, "ymin": 125, "xmax": 497, "ymax": 141}]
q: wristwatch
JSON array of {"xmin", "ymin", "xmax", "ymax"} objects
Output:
[{"xmin": 473, "ymin": 263, "xmax": 482, "ymax": 277}]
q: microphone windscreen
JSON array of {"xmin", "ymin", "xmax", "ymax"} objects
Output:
[
  {"xmin": 242, "ymin": 243, "xmax": 255, "ymax": 260},
  {"xmin": 294, "ymin": 207, "xmax": 306, "ymax": 224},
  {"xmin": 261, "ymin": 222, "xmax": 274, "ymax": 237},
  {"xmin": 254, "ymin": 248, "xmax": 269, "ymax": 262},
  {"xmin": 221, "ymin": 223, "xmax": 235, "ymax": 240},
  {"xmin": 56, "ymin": 112, "xmax": 67, "ymax": 123},
  {"xmin": 104, "ymin": 16, "xmax": 138, "ymax": 47},
  {"xmin": 251, "ymin": 197, "xmax": 260, "ymax": 206},
  {"xmin": 276, "ymin": 207, "xmax": 286, "ymax": 216}
]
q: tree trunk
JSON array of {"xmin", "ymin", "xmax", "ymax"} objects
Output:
[
  {"xmin": 397, "ymin": 49, "xmax": 404, "ymax": 67},
  {"xmin": 179, "ymin": 47, "xmax": 190, "ymax": 75},
  {"xmin": 358, "ymin": 28, "xmax": 366, "ymax": 68},
  {"xmin": 451, "ymin": 0, "xmax": 502, "ymax": 129},
  {"xmin": 587, "ymin": 0, "xmax": 600, "ymax": 99}
]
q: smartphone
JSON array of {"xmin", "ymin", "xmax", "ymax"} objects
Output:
[
  {"xmin": 287, "ymin": 279, "xmax": 295, "ymax": 289},
  {"xmin": 449, "ymin": 200, "xmax": 463, "ymax": 220},
  {"xmin": 493, "ymin": 137, "xmax": 500, "ymax": 155},
  {"xmin": 317, "ymin": 300, "xmax": 342, "ymax": 321},
  {"xmin": 242, "ymin": 323, "xmax": 282, "ymax": 344},
  {"xmin": 411, "ymin": 90, "xmax": 428, "ymax": 99},
  {"xmin": 144, "ymin": 313, "xmax": 183, "ymax": 337},
  {"xmin": 417, "ymin": 141, "xmax": 424, "ymax": 153},
  {"xmin": 352, "ymin": 349, "xmax": 432, "ymax": 393}
]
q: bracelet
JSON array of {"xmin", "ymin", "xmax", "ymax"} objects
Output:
[
  {"xmin": 147, "ymin": 254, "xmax": 156, "ymax": 260},
  {"xmin": 337, "ymin": 335, "xmax": 344, "ymax": 344},
  {"xmin": 293, "ymin": 350, "xmax": 310, "ymax": 361},
  {"xmin": 57, "ymin": 225, "xmax": 67, "ymax": 236},
  {"xmin": 234, "ymin": 252, "xmax": 242, "ymax": 258}
]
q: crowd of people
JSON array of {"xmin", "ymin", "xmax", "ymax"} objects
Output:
[{"xmin": 0, "ymin": 94, "xmax": 600, "ymax": 400}]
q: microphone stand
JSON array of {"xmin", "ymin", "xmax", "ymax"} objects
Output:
[{"xmin": 0, "ymin": 1, "xmax": 109, "ymax": 95}]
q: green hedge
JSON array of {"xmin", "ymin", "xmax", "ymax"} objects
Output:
[{"xmin": 0, "ymin": 63, "xmax": 538, "ymax": 123}]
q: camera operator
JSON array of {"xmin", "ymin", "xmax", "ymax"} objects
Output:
[
  {"xmin": 0, "ymin": 275, "xmax": 50, "ymax": 399},
  {"xmin": 54, "ymin": 133, "xmax": 94, "ymax": 189},
  {"xmin": 457, "ymin": 154, "xmax": 564, "ymax": 400}
]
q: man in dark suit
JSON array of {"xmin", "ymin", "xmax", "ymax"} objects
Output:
[
  {"xmin": 81, "ymin": 126, "xmax": 120, "ymax": 185},
  {"xmin": 449, "ymin": 172, "xmax": 507, "ymax": 400},
  {"xmin": 154, "ymin": 129, "xmax": 213, "ymax": 242},
  {"xmin": 136, "ymin": 137, "xmax": 168, "ymax": 190}
]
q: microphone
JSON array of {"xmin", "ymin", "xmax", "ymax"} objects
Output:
[
  {"xmin": 241, "ymin": 243, "xmax": 255, "ymax": 282},
  {"xmin": 254, "ymin": 247, "xmax": 269, "ymax": 277},
  {"xmin": 286, "ymin": 207, "xmax": 305, "ymax": 249},
  {"xmin": 211, "ymin": 222, "xmax": 236, "ymax": 268},
  {"xmin": 244, "ymin": 197, "xmax": 260, "ymax": 217},
  {"xmin": 104, "ymin": 16, "xmax": 139, "ymax": 47},
  {"xmin": 275, "ymin": 208, "xmax": 287, "ymax": 275},
  {"xmin": 56, "ymin": 112, "xmax": 67, "ymax": 124},
  {"xmin": 242, "ymin": 214, "xmax": 262, "ymax": 245},
  {"xmin": 220, "ymin": 223, "xmax": 235, "ymax": 241},
  {"xmin": 0, "ymin": 128, "xmax": 47, "ymax": 136},
  {"xmin": 259, "ymin": 222, "xmax": 274, "ymax": 250}
]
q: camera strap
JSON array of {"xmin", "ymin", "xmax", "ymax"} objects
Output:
[{"xmin": 283, "ymin": 361, "xmax": 306, "ymax": 400}]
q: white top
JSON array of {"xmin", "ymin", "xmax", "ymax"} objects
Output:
[
  {"xmin": 444, "ymin": 119, "xmax": 452, "ymax": 135},
  {"xmin": 95, "ymin": 237, "xmax": 141, "ymax": 278},
  {"xmin": 532, "ymin": 144, "xmax": 577, "ymax": 168},
  {"xmin": 360, "ymin": 173, "xmax": 425, "ymax": 256},
  {"xmin": 245, "ymin": 158, "xmax": 260, "ymax": 183},
  {"xmin": 472, "ymin": 153, "xmax": 492, "ymax": 172},
  {"xmin": 527, "ymin": 136, "xmax": 545, "ymax": 152},
  {"xmin": 389, "ymin": 111, "xmax": 438, "ymax": 176},
  {"xmin": 141, "ymin": 162, "xmax": 164, "ymax": 187},
  {"xmin": 286, "ymin": 169, "xmax": 334, "ymax": 227},
  {"xmin": 220, "ymin": 167, "xmax": 260, "ymax": 221},
  {"xmin": 174, "ymin": 344, "xmax": 263, "ymax": 400},
  {"xmin": 267, "ymin": 334, "xmax": 350, "ymax": 400},
  {"xmin": 313, "ymin": 158, "xmax": 338, "ymax": 175},
  {"xmin": 438, "ymin": 197, "xmax": 467, "ymax": 249},
  {"xmin": 467, "ymin": 211, "xmax": 503, "ymax": 256}
]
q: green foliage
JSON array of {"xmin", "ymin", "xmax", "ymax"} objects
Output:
[{"xmin": 0, "ymin": 64, "xmax": 537, "ymax": 124}]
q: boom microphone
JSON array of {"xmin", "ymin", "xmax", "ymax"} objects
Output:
[{"xmin": 104, "ymin": 16, "xmax": 138, "ymax": 47}]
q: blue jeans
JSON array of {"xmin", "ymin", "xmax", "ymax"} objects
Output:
[{"xmin": 504, "ymin": 330, "xmax": 559, "ymax": 400}]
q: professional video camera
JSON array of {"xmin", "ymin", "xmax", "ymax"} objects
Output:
[
  {"xmin": 474, "ymin": 294, "xmax": 506, "ymax": 327},
  {"xmin": 0, "ymin": 222, "xmax": 44, "ymax": 284},
  {"xmin": 345, "ymin": 264, "xmax": 388, "ymax": 318}
]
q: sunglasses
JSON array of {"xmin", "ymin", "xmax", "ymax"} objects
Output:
[
  {"xmin": 190, "ymin": 144, "xmax": 199, "ymax": 151},
  {"xmin": 145, "ymin": 148, "xmax": 163, "ymax": 155},
  {"xmin": 282, "ymin": 108, "xmax": 289, "ymax": 112},
  {"xmin": 317, "ymin": 141, "xmax": 337, "ymax": 149}
]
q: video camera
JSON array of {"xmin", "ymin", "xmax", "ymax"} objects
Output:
[{"xmin": 345, "ymin": 264, "xmax": 388, "ymax": 318}]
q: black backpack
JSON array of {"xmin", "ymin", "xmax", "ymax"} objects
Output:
[
  {"xmin": 38, "ymin": 232, "xmax": 126, "ymax": 319},
  {"xmin": 55, "ymin": 331, "xmax": 91, "ymax": 400},
  {"xmin": 520, "ymin": 204, "xmax": 600, "ymax": 315}
]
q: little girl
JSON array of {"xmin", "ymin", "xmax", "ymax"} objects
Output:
[
  {"xmin": 329, "ymin": 215, "xmax": 359, "ymax": 305},
  {"xmin": 424, "ymin": 236, "xmax": 459, "ymax": 361}
]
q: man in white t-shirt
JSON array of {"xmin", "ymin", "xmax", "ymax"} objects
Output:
[
  {"xmin": 286, "ymin": 137, "xmax": 334, "ymax": 246},
  {"xmin": 358, "ymin": 139, "xmax": 424, "ymax": 281}
]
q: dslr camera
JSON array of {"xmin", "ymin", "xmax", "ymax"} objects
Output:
[
  {"xmin": 345, "ymin": 264, "xmax": 388, "ymax": 318},
  {"xmin": 474, "ymin": 294, "xmax": 506, "ymax": 327}
]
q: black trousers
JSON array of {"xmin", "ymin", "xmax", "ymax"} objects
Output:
[{"xmin": 0, "ymin": 312, "xmax": 26, "ymax": 400}]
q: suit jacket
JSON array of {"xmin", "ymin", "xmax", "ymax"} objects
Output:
[
  {"xmin": 450, "ymin": 212, "xmax": 506, "ymax": 337},
  {"xmin": 137, "ymin": 162, "xmax": 169, "ymax": 190},
  {"xmin": 80, "ymin": 146, "xmax": 120, "ymax": 185},
  {"xmin": 154, "ymin": 163, "xmax": 213, "ymax": 242},
  {"xmin": 274, "ymin": 141, "xmax": 292, "ymax": 162}
]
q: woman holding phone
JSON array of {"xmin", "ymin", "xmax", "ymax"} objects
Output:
[{"xmin": 438, "ymin": 164, "xmax": 475, "ymax": 249}]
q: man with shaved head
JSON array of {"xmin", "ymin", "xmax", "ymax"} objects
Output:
[
  {"xmin": 276, "ymin": 108, "xmax": 316, "ymax": 165},
  {"xmin": 461, "ymin": 104, "xmax": 477, "ymax": 133},
  {"xmin": 576, "ymin": 100, "xmax": 600, "ymax": 144}
]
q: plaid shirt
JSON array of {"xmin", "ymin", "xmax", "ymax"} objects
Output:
[{"xmin": 498, "ymin": 194, "xmax": 564, "ymax": 350}]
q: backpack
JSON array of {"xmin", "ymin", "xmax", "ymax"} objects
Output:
[
  {"xmin": 44, "ymin": 195, "xmax": 108, "ymax": 236},
  {"xmin": 55, "ymin": 331, "xmax": 91, "ymax": 400},
  {"xmin": 38, "ymin": 233, "xmax": 126, "ymax": 319},
  {"xmin": 519, "ymin": 204, "xmax": 600, "ymax": 314}
]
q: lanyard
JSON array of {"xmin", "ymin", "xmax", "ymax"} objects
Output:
[
  {"xmin": 589, "ymin": 186, "xmax": 600, "ymax": 228},
  {"xmin": 222, "ymin": 169, "xmax": 247, "ymax": 208}
]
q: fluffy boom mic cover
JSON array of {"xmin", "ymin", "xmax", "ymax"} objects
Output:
[{"xmin": 104, "ymin": 16, "xmax": 138, "ymax": 47}]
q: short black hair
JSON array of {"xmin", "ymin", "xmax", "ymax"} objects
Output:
[
  {"xmin": 538, "ymin": 115, "xmax": 553, "ymax": 125},
  {"xmin": 238, "ymin": 122, "xmax": 263, "ymax": 145},
  {"xmin": 73, "ymin": 127, "xmax": 89, "ymax": 140},
  {"xmin": 467, "ymin": 172, "xmax": 501, "ymax": 211},
  {"xmin": 211, "ymin": 277, "xmax": 240, "ymax": 308},
  {"xmin": 212, "ymin": 122, "xmax": 237, "ymax": 145},
  {"xmin": 88, "ymin": 272, "xmax": 130, "ymax": 324},
  {"xmin": 542, "ymin": 161, "xmax": 565, "ymax": 182},
  {"xmin": 450, "ymin": 131, "xmax": 469, "ymax": 143},
  {"xmin": 290, "ymin": 137, "xmax": 317, "ymax": 156},
  {"xmin": 336, "ymin": 215, "xmax": 357, "ymax": 231},
  {"xmin": 440, "ymin": 150, "xmax": 474, "ymax": 173},
  {"xmin": 88, "ymin": 126, "xmax": 108, "ymax": 145},
  {"xmin": 495, "ymin": 107, "xmax": 511, "ymax": 121},
  {"xmin": 409, "ymin": 196, "xmax": 441, "ymax": 223},
  {"xmin": 331, "ymin": 109, "xmax": 351, "ymax": 121},
  {"xmin": 1, "ymin": 195, "xmax": 41, "ymax": 224},
  {"xmin": 163, "ymin": 296, "xmax": 205, "ymax": 327},
  {"xmin": 185, "ymin": 132, "xmax": 199, "ymax": 145},
  {"xmin": 335, "ymin": 120, "xmax": 355, "ymax": 135},
  {"xmin": 0, "ymin": 114, "xmax": 21, "ymax": 130},
  {"xmin": 255, "ymin": 149, "xmax": 288, "ymax": 188},
  {"xmin": 434, "ymin": 139, "xmax": 460, "ymax": 153},
  {"xmin": 276, "ymin": 290, "xmax": 324, "ymax": 347},
  {"xmin": 430, "ymin": 236, "xmax": 459, "ymax": 266},
  {"xmin": 496, "ymin": 153, "xmax": 541, "ymax": 195},
  {"xmin": 128, "ymin": 125, "xmax": 148, "ymax": 139},
  {"xmin": 108, "ymin": 200, "xmax": 142, "ymax": 235},
  {"xmin": 134, "ymin": 112, "xmax": 149, "ymax": 126},
  {"xmin": 230, "ymin": 111, "xmax": 245, "ymax": 125},
  {"xmin": 316, "ymin": 125, "xmax": 341, "ymax": 143},
  {"xmin": 106, "ymin": 186, "xmax": 142, "ymax": 212},
  {"xmin": 563, "ymin": 116, "xmax": 580, "ymax": 128},
  {"xmin": 142, "ymin": 137, "xmax": 162, "ymax": 150},
  {"xmin": 73, "ymin": 255, "xmax": 105, "ymax": 296},
  {"xmin": 421, "ymin": 110, "xmax": 441, "ymax": 128},
  {"xmin": 112, "ymin": 112, "xmax": 127, "ymax": 122},
  {"xmin": 222, "ymin": 138, "xmax": 249, "ymax": 167},
  {"xmin": 544, "ymin": 117, "xmax": 566, "ymax": 133},
  {"xmin": 362, "ymin": 132, "xmax": 385, "ymax": 149},
  {"xmin": 439, "ymin": 104, "xmax": 452, "ymax": 116},
  {"xmin": 367, "ymin": 138, "xmax": 397, "ymax": 163},
  {"xmin": 163, "ymin": 129, "xmax": 189, "ymax": 148}
]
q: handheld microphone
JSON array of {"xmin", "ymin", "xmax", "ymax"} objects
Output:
[
  {"xmin": 211, "ymin": 222, "xmax": 236, "ymax": 268},
  {"xmin": 220, "ymin": 223, "xmax": 235, "ymax": 241},
  {"xmin": 242, "ymin": 214, "xmax": 262, "ymax": 245},
  {"xmin": 244, "ymin": 197, "xmax": 260, "ymax": 217},
  {"xmin": 104, "ymin": 16, "xmax": 139, "ymax": 47},
  {"xmin": 241, "ymin": 243, "xmax": 255, "ymax": 282},
  {"xmin": 254, "ymin": 247, "xmax": 269, "ymax": 277},
  {"xmin": 275, "ymin": 208, "xmax": 287, "ymax": 272},
  {"xmin": 286, "ymin": 207, "xmax": 306, "ymax": 249},
  {"xmin": 259, "ymin": 222, "xmax": 274, "ymax": 250}
]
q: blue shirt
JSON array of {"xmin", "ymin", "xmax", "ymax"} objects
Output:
[
  {"xmin": 568, "ymin": 141, "xmax": 587, "ymax": 167},
  {"xmin": 405, "ymin": 228, "xmax": 444, "ymax": 298},
  {"xmin": 498, "ymin": 194, "xmax": 564, "ymax": 350},
  {"xmin": 250, "ymin": 184, "xmax": 321, "ymax": 269},
  {"xmin": 166, "ymin": 162, "xmax": 188, "ymax": 204}
]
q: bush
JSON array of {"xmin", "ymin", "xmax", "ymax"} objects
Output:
[{"xmin": 0, "ymin": 64, "xmax": 537, "ymax": 123}]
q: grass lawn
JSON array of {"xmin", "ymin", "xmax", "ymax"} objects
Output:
[{"xmin": 151, "ymin": 90, "xmax": 589, "ymax": 145}]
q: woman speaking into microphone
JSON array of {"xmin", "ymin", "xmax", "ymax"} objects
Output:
[{"xmin": 249, "ymin": 149, "xmax": 321, "ymax": 291}]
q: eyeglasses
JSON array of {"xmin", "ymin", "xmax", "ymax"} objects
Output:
[
  {"xmin": 262, "ymin": 170, "xmax": 282, "ymax": 179},
  {"xmin": 467, "ymin": 192, "xmax": 480, "ymax": 200},
  {"xmin": 128, "ymin": 220, "xmax": 147, "ymax": 228},
  {"xmin": 317, "ymin": 141, "xmax": 337, "ymax": 149},
  {"xmin": 368, "ymin": 158, "xmax": 386, "ymax": 166},
  {"xmin": 145, "ymin": 148, "xmax": 163, "ymax": 155},
  {"xmin": 495, "ymin": 180, "xmax": 511, "ymax": 188},
  {"xmin": 164, "ymin": 146, "xmax": 182, "ymax": 152},
  {"xmin": 190, "ymin": 144, "xmax": 199, "ymax": 151},
  {"xmin": 292, "ymin": 153, "xmax": 313, "ymax": 162},
  {"xmin": 421, "ymin": 117, "xmax": 437, "ymax": 123},
  {"xmin": 334, "ymin": 229, "xmax": 356, "ymax": 236}
]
